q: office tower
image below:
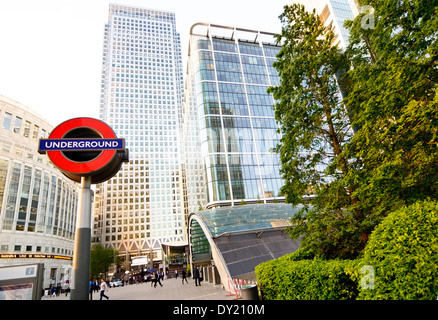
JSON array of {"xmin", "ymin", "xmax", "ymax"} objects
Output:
[
  {"xmin": 182, "ymin": 23, "xmax": 284, "ymax": 211},
  {"xmin": 299, "ymin": 0, "xmax": 359, "ymax": 50},
  {"xmin": 94, "ymin": 4, "xmax": 185, "ymax": 263},
  {"xmin": 0, "ymin": 95, "xmax": 79, "ymax": 288}
]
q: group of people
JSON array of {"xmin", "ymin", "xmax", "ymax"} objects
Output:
[
  {"xmin": 86, "ymin": 266, "xmax": 205, "ymax": 299},
  {"xmin": 149, "ymin": 266, "xmax": 203, "ymax": 288},
  {"xmin": 89, "ymin": 279, "xmax": 109, "ymax": 300},
  {"xmin": 46, "ymin": 281, "xmax": 70, "ymax": 298}
]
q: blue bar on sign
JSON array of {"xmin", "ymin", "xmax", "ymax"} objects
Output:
[{"xmin": 38, "ymin": 138, "xmax": 125, "ymax": 153}]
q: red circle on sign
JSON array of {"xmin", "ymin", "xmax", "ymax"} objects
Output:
[{"xmin": 47, "ymin": 118, "xmax": 117, "ymax": 175}]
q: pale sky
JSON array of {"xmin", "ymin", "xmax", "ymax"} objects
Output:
[{"xmin": 0, "ymin": 0, "xmax": 290, "ymax": 126}]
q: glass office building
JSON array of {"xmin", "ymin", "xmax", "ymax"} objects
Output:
[
  {"xmin": 94, "ymin": 4, "xmax": 185, "ymax": 262},
  {"xmin": 183, "ymin": 24, "xmax": 284, "ymax": 211}
]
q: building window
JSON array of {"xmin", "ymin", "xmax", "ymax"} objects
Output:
[
  {"xmin": 13, "ymin": 116, "xmax": 22, "ymax": 133},
  {"xmin": 2, "ymin": 112, "xmax": 12, "ymax": 130}
]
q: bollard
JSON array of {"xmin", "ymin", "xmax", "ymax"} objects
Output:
[{"xmin": 241, "ymin": 284, "xmax": 258, "ymax": 300}]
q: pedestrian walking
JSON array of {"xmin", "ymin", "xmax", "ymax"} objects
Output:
[
  {"xmin": 194, "ymin": 266, "xmax": 202, "ymax": 286},
  {"xmin": 89, "ymin": 280, "xmax": 94, "ymax": 300},
  {"xmin": 100, "ymin": 279, "xmax": 109, "ymax": 300},
  {"xmin": 63, "ymin": 281, "xmax": 70, "ymax": 297},
  {"xmin": 181, "ymin": 269, "xmax": 188, "ymax": 284},
  {"xmin": 154, "ymin": 271, "xmax": 163, "ymax": 288},
  {"xmin": 174, "ymin": 270, "xmax": 178, "ymax": 279}
]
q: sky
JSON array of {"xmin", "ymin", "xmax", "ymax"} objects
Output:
[{"xmin": 0, "ymin": 0, "xmax": 291, "ymax": 126}]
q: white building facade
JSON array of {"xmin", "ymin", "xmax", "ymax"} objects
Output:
[
  {"xmin": 0, "ymin": 95, "xmax": 78, "ymax": 289},
  {"xmin": 298, "ymin": 0, "xmax": 359, "ymax": 50},
  {"xmin": 94, "ymin": 4, "xmax": 185, "ymax": 262}
]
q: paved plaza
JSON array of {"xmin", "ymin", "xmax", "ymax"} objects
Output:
[{"xmin": 42, "ymin": 277, "xmax": 237, "ymax": 301}]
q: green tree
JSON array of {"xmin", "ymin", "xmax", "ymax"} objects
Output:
[
  {"xmin": 269, "ymin": 4, "xmax": 360, "ymax": 259},
  {"xmin": 90, "ymin": 244, "xmax": 121, "ymax": 279},
  {"xmin": 271, "ymin": 1, "xmax": 438, "ymax": 259},
  {"xmin": 342, "ymin": 0, "xmax": 438, "ymax": 231}
]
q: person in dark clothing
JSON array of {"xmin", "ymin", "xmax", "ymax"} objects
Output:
[
  {"xmin": 89, "ymin": 280, "xmax": 94, "ymax": 300},
  {"xmin": 154, "ymin": 271, "xmax": 163, "ymax": 288},
  {"xmin": 181, "ymin": 269, "xmax": 188, "ymax": 284},
  {"xmin": 194, "ymin": 266, "xmax": 202, "ymax": 286}
]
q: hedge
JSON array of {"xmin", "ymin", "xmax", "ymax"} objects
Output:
[
  {"xmin": 356, "ymin": 200, "xmax": 438, "ymax": 299},
  {"xmin": 255, "ymin": 200, "xmax": 438, "ymax": 300},
  {"xmin": 255, "ymin": 254, "xmax": 361, "ymax": 300}
]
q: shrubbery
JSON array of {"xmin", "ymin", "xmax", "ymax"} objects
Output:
[
  {"xmin": 256, "ymin": 256, "xmax": 360, "ymax": 300},
  {"xmin": 256, "ymin": 200, "xmax": 438, "ymax": 300},
  {"xmin": 356, "ymin": 200, "xmax": 438, "ymax": 299}
]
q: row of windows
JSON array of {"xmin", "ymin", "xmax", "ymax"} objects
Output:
[
  {"xmin": 199, "ymin": 101, "xmax": 275, "ymax": 118},
  {"xmin": 206, "ymin": 177, "xmax": 283, "ymax": 202},
  {"xmin": 1, "ymin": 111, "xmax": 47, "ymax": 140},
  {"xmin": 0, "ymin": 244, "xmax": 72, "ymax": 256},
  {"xmin": 104, "ymin": 228, "xmax": 182, "ymax": 242},
  {"xmin": 1, "ymin": 160, "xmax": 77, "ymax": 237},
  {"xmin": 110, "ymin": 6, "xmax": 175, "ymax": 22},
  {"xmin": 196, "ymin": 54, "xmax": 279, "ymax": 85},
  {"xmin": 196, "ymin": 39, "xmax": 281, "ymax": 58},
  {"xmin": 204, "ymin": 153, "xmax": 280, "ymax": 169}
]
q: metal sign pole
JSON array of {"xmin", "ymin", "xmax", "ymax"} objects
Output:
[
  {"xmin": 38, "ymin": 118, "xmax": 128, "ymax": 300},
  {"xmin": 70, "ymin": 176, "xmax": 92, "ymax": 300}
]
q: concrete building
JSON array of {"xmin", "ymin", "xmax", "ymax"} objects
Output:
[
  {"xmin": 0, "ymin": 95, "xmax": 79, "ymax": 289},
  {"xmin": 298, "ymin": 0, "xmax": 360, "ymax": 50},
  {"xmin": 94, "ymin": 3, "xmax": 185, "ymax": 266}
]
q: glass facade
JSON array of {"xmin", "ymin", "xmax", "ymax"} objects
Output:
[
  {"xmin": 188, "ymin": 203, "xmax": 302, "ymax": 284},
  {"xmin": 183, "ymin": 24, "xmax": 284, "ymax": 210},
  {"xmin": 192, "ymin": 203, "xmax": 302, "ymax": 239},
  {"xmin": 95, "ymin": 4, "xmax": 185, "ymax": 260}
]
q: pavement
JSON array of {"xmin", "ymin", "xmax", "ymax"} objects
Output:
[{"xmin": 41, "ymin": 277, "xmax": 237, "ymax": 301}]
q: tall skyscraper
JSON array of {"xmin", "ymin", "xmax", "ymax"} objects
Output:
[
  {"xmin": 299, "ymin": 0, "xmax": 359, "ymax": 50},
  {"xmin": 182, "ymin": 23, "xmax": 284, "ymax": 212},
  {"xmin": 94, "ymin": 4, "xmax": 185, "ymax": 262}
]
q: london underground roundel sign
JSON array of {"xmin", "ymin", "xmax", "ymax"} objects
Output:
[{"xmin": 38, "ymin": 117, "xmax": 129, "ymax": 184}]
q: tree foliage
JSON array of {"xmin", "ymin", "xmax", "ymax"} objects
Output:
[
  {"xmin": 271, "ymin": 1, "xmax": 438, "ymax": 259},
  {"xmin": 357, "ymin": 200, "xmax": 438, "ymax": 299},
  {"xmin": 256, "ymin": 200, "xmax": 438, "ymax": 300},
  {"xmin": 90, "ymin": 244, "xmax": 121, "ymax": 279},
  {"xmin": 343, "ymin": 0, "xmax": 438, "ymax": 232},
  {"xmin": 270, "ymin": 3, "xmax": 363, "ymax": 259}
]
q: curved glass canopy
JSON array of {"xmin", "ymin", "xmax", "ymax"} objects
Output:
[{"xmin": 193, "ymin": 203, "xmax": 303, "ymax": 238}]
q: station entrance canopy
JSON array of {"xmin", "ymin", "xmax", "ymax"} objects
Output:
[{"xmin": 189, "ymin": 203, "xmax": 302, "ymax": 284}]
